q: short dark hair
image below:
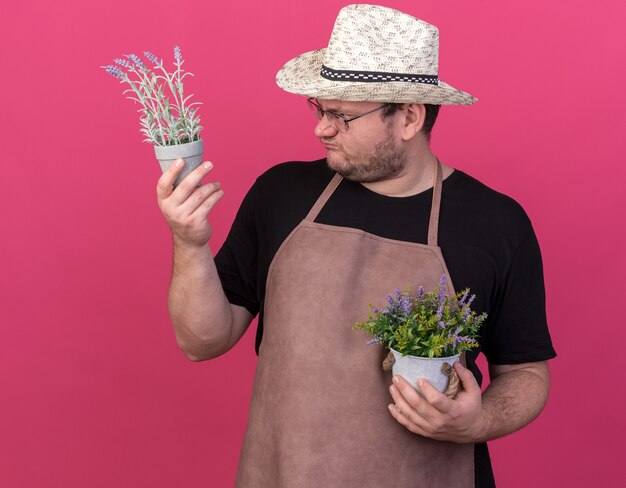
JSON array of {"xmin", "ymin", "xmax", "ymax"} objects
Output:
[{"xmin": 381, "ymin": 103, "xmax": 440, "ymax": 140}]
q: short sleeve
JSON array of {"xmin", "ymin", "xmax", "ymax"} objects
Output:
[
  {"xmin": 214, "ymin": 183, "xmax": 261, "ymax": 317},
  {"xmin": 482, "ymin": 225, "xmax": 557, "ymax": 365}
]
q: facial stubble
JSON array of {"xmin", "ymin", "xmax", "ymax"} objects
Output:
[{"xmin": 325, "ymin": 127, "xmax": 408, "ymax": 183}]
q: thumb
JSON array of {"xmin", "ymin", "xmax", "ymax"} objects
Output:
[{"xmin": 454, "ymin": 361, "xmax": 480, "ymax": 394}]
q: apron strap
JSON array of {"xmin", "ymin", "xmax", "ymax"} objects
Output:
[
  {"xmin": 304, "ymin": 173, "xmax": 344, "ymax": 222},
  {"xmin": 428, "ymin": 157, "xmax": 444, "ymax": 247},
  {"xmin": 305, "ymin": 157, "xmax": 444, "ymax": 247}
]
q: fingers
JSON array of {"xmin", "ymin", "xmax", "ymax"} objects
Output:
[
  {"xmin": 157, "ymin": 158, "xmax": 186, "ymax": 201},
  {"xmin": 389, "ymin": 383, "xmax": 421, "ymax": 428},
  {"xmin": 391, "ymin": 375, "xmax": 448, "ymax": 412},
  {"xmin": 389, "ymin": 376, "xmax": 434, "ymax": 425},
  {"xmin": 388, "ymin": 375, "xmax": 454, "ymax": 437},
  {"xmin": 417, "ymin": 378, "xmax": 453, "ymax": 414},
  {"xmin": 389, "ymin": 369, "xmax": 483, "ymax": 442},
  {"xmin": 188, "ymin": 182, "xmax": 224, "ymax": 219},
  {"xmin": 388, "ymin": 403, "xmax": 425, "ymax": 436},
  {"xmin": 171, "ymin": 161, "xmax": 215, "ymax": 204},
  {"xmin": 156, "ymin": 159, "xmax": 223, "ymax": 247},
  {"xmin": 157, "ymin": 159, "xmax": 214, "ymax": 204},
  {"xmin": 178, "ymin": 181, "xmax": 223, "ymax": 217}
]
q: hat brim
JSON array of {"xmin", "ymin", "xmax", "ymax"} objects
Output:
[{"xmin": 276, "ymin": 49, "xmax": 477, "ymax": 106}]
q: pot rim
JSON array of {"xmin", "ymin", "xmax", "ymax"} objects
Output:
[
  {"xmin": 153, "ymin": 138, "xmax": 203, "ymax": 148},
  {"xmin": 154, "ymin": 139, "xmax": 204, "ymax": 159},
  {"xmin": 390, "ymin": 348, "xmax": 461, "ymax": 361}
]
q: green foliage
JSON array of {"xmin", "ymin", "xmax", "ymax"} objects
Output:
[
  {"xmin": 101, "ymin": 47, "xmax": 203, "ymax": 146},
  {"xmin": 353, "ymin": 278, "xmax": 486, "ymax": 358}
]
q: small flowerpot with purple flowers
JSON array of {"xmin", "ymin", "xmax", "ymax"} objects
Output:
[
  {"xmin": 102, "ymin": 47, "xmax": 204, "ymax": 187},
  {"xmin": 354, "ymin": 275, "xmax": 486, "ymax": 398}
]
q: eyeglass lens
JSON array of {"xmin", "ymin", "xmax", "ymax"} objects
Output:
[{"xmin": 307, "ymin": 99, "xmax": 347, "ymax": 131}]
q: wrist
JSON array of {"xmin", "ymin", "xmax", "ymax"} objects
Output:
[
  {"xmin": 468, "ymin": 400, "xmax": 493, "ymax": 443},
  {"xmin": 172, "ymin": 233, "xmax": 210, "ymax": 251}
]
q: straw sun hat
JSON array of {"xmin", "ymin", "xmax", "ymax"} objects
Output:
[{"xmin": 276, "ymin": 4, "xmax": 476, "ymax": 105}]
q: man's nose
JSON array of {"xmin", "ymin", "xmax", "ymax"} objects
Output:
[{"xmin": 314, "ymin": 116, "xmax": 339, "ymax": 138}]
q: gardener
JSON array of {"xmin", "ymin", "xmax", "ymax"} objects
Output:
[{"xmin": 156, "ymin": 4, "xmax": 555, "ymax": 488}]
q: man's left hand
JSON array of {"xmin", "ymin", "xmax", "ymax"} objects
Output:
[{"xmin": 388, "ymin": 361, "xmax": 484, "ymax": 443}]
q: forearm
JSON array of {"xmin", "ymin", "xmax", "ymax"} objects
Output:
[
  {"xmin": 475, "ymin": 362, "xmax": 551, "ymax": 443},
  {"xmin": 168, "ymin": 236, "xmax": 233, "ymax": 360}
]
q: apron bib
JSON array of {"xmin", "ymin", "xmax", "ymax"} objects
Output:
[{"xmin": 236, "ymin": 159, "xmax": 474, "ymax": 487}]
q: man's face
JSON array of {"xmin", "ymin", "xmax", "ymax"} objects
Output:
[{"xmin": 314, "ymin": 99, "xmax": 407, "ymax": 183}]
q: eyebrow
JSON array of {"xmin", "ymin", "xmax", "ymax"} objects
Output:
[{"xmin": 322, "ymin": 104, "xmax": 353, "ymax": 116}]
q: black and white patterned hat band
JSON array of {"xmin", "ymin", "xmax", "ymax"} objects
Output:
[{"xmin": 320, "ymin": 65, "xmax": 439, "ymax": 85}]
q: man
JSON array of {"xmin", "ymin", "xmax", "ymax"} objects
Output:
[{"xmin": 156, "ymin": 5, "xmax": 555, "ymax": 488}]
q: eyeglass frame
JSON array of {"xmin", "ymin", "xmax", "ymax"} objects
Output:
[{"xmin": 307, "ymin": 98, "xmax": 391, "ymax": 132}]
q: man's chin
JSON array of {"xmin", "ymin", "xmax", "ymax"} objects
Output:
[
  {"xmin": 326, "ymin": 159, "xmax": 405, "ymax": 184},
  {"xmin": 325, "ymin": 157, "xmax": 356, "ymax": 179},
  {"xmin": 326, "ymin": 161, "xmax": 370, "ymax": 182}
]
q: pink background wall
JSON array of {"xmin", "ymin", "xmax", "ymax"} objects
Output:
[{"xmin": 1, "ymin": 0, "xmax": 624, "ymax": 486}]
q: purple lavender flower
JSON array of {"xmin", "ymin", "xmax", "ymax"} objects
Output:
[
  {"xmin": 401, "ymin": 297, "xmax": 411, "ymax": 315},
  {"xmin": 102, "ymin": 65, "xmax": 124, "ymax": 79},
  {"xmin": 372, "ymin": 307, "xmax": 380, "ymax": 314},
  {"xmin": 450, "ymin": 323, "xmax": 479, "ymax": 350},
  {"xmin": 417, "ymin": 286, "xmax": 424, "ymax": 300},
  {"xmin": 459, "ymin": 289, "xmax": 469, "ymax": 305},
  {"xmin": 459, "ymin": 337, "xmax": 478, "ymax": 347},
  {"xmin": 467, "ymin": 294, "xmax": 476, "ymax": 307},
  {"xmin": 114, "ymin": 58, "xmax": 132, "ymax": 69},
  {"xmin": 438, "ymin": 320, "xmax": 446, "ymax": 329},
  {"xmin": 397, "ymin": 291, "xmax": 411, "ymax": 316},
  {"xmin": 463, "ymin": 305, "xmax": 472, "ymax": 319},
  {"xmin": 435, "ymin": 302, "xmax": 444, "ymax": 319},
  {"xmin": 144, "ymin": 51, "xmax": 160, "ymax": 65},
  {"xmin": 383, "ymin": 288, "xmax": 411, "ymax": 317},
  {"xmin": 450, "ymin": 327, "xmax": 461, "ymax": 349},
  {"xmin": 452, "ymin": 327, "xmax": 478, "ymax": 349},
  {"xmin": 436, "ymin": 274, "xmax": 447, "ymax": 303},
  {"xmin": 367, "ymin": 337, "xmax": 382, "ymax": 345},
  {"xmin": 174, "ymin": 46, "xmax": 182, "ymax": 63},
  {"xmin": 126, "ymin": 53, "xmax": 146, "ymax": 70}
]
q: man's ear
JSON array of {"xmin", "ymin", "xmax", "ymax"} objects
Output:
[{"xmin": 400, "ymin": 103, "xmax": 426, "ymax": 141}]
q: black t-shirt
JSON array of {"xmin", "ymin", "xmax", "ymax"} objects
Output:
[{"xmin": 215, "ymin": 159, "xmax": 556, "ymax": 488}]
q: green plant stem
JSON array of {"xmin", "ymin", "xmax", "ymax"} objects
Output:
[
  {"xmin": 155, "ymin": 61, "xmax": 187, "ymax": 140},
  {"xmin": 123, "ymin": 77, "xmax": 165, "ymax": 144},
  {"xmin": 108, "ymin": 51, "xmax": 202, "ymax": 145},
  {"xmin": 133, "ymin": 67, "xmax": 174, "ymax": 145},
  {"xmin": 174, "ymin": 59, "xmax": 189, "ymax": 135}
]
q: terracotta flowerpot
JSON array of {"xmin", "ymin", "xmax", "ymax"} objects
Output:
[
  {"xmin": 154, "ymin": 139, "xmax": 204, "ymax": 188},
  {"xmin": 390, "ymin": 348, "xmax": 460, "ymax": 394}
]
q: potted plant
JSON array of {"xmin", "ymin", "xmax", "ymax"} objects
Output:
[
  {"xmin": 101, "ymin": 46, "xmax": 203, "ymax": 187},
  {"xmin": 354, "ymin": 275, "xmax": 486, "ymax": 398}
]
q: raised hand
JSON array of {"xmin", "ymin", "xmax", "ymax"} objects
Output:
[{"xmin": 156, "ymin": 158, "xmax": 224, "ymax": 247}]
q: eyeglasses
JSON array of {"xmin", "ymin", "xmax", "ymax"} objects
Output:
[{"xmin": 307, "ymin": 98, "xmax": 390, "ymax": 132}]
